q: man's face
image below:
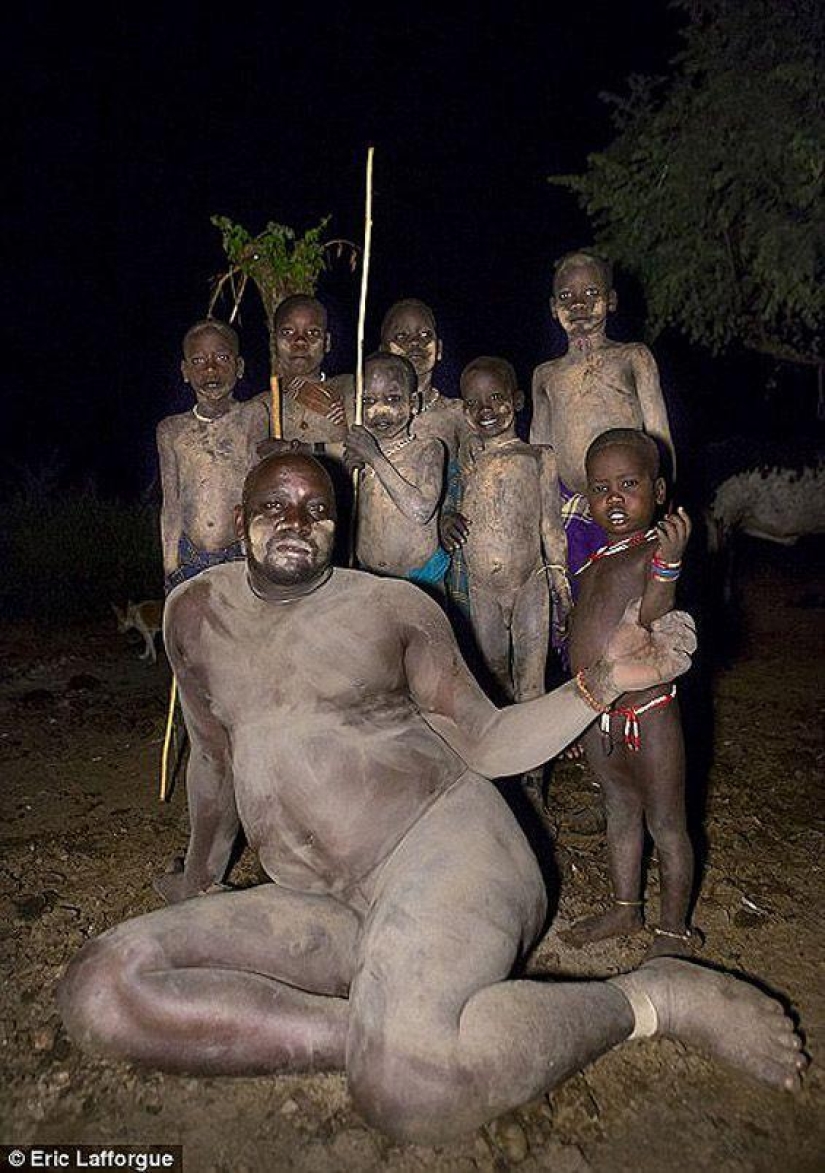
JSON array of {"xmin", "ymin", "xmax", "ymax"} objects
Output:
[
  {"xmin": 362, "ymin": 365, "xmax": 413, "ymax": 441},
  {"xmin": 586, "ymin": 445, "xmax": 665, "ymax": 538},
  {"xmin": 461, "ymin": 369, "xmax": 519, "ymax": 439},
  {"xmin": 551, "ymin": 260, "xmax": 616, "ymax": 339},
  {"xmin": 381, "ymin": 305, "xmax": 442, "ymax": 379},
  {"xmin": 181, "ymin": 328, "xmax": 244, "ymax": 404},
  {"xmin": 238, "ymin": 458, "xmax": 336, "ymax": 585},
  {"xmin": 274, "ymin": 304, "xmax": 330, "ymax": 381}
]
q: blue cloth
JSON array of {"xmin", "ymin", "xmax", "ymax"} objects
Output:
[
  {"xmin": 407, "ymin": 546, "xmax": 451, "ymax": 586},
  {"xmin": 166, "ymin": 533, "xmax": 244, "ymax": 594}
]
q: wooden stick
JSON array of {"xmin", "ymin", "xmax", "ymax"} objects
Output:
[
  {"xmin": 350, "ymin": 146, "xmax": 375, "ymax": 566},
  {"xmin": 270, "ymin": 374, "xmax": 282, "ymax": 440},
  {"xmin": 159, "ymin": 675, "xmax": 178, "ymax": 802}
]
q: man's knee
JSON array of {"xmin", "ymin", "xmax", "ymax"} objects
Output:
[
  {"xmin": 347, "ymin": 1022, "xmax": 479, "ymax": 1144},
  {"xmin": 57, "ymin": 927, "xmax": 163, "ymax": 1054}
]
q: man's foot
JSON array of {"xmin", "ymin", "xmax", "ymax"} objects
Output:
[
  {"xmin": 559, "ymin": 903, "xmax": 643, "ymax": 946},
  {"xmin": 611, "ymin": 958, "xmax": 807, "ymax": 1092},
  {"xmin": 645, "ymin": 925, "xmax": 704, "ymax": 960}
]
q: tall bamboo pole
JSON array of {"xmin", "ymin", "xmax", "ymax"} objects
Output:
[{"xmin": 349, "ymin": 146, "xmax": 375, "ymax": 565}]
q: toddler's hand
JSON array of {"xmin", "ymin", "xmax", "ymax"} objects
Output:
[
  {"xmin": 655, "ymin": 506, "xmax": 691, "ymax": 563},
  {"xmin": 440, "ymin": 511, "xmax": 470, "ymax": 552}
]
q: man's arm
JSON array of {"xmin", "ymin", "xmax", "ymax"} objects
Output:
[
  {"xmin": 157, "ymin": 419, "xmax": 183, "ymax": 583},
  {"xmin": 529, "ymin": 367, "xmax": 553, "ymax": 447},
  {"xmin": 537, "ymin": 446, "xmax": 572, "ymax": 632},
  {"xmin": 632, "ymin": 345, "xmax": 677, "ymax": 484},
  {"xmin": 155, "ymin": 590, "xmax": 241, "ymax": 904},
  {"xmin": 404, "ymin": 591, "xmax": 696, "ymax": 777}
]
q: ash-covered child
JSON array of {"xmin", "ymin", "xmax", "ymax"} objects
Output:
[
  {"xmin": 157, "ymin": 319, "xmax": 269, "ymax": 593},
  {"xmin": 440, "ymin": 358, "xmax": 571, "ymax": 797},
  {"xmin": 344, "ymin": 352, "xmax": 448, "ymax": 588},
  {"xmin": 563, "ymin": 427, "xmax": 695, "ymax": 955},
  {"xmin": 530, "ymin": 250, "xmax": 676, "ymax": 580}
]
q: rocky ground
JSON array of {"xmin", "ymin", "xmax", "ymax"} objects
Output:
[{"xmin": 1, "ymin": 537, "xmax": 823, "ymax": 1171}]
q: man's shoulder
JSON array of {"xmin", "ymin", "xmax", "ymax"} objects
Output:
[
  {"xmin": 532, "ymin": 357, "xmax": 565, "ymax": 384},
  {"xmin": 166, "ymin": 562, "xmax": 246, "ymax": 623},
  {"xmin": 157, "ymin": 409, "xmax": 192, "ymax": 439}
]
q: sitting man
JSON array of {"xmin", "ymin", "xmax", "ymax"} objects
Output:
[{"xmin": 58, "ymin": 454, "xmax": 805, "ymax": 1146}]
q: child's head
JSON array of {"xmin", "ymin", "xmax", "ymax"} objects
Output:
[
  {"xmin": 551, "ymin": 249, "xmax": 616, "ymax": 340},
  {"xmin": 362, "ymin": 352, "xmax": 418, "ymax": 441},
  {"xmin": 585, "ymin": 429, "xmax": 665, "ymax": 538},
  {"xmin": 181, "ymin": 320, "xmax": 244, "ymax": 408},
  {"xmin": 380, "ymin": 299, "xmax": 442, "ymax": 381},
  {"xmin": 274, "ymin": 295, "xmax": 331, "ymax": 381},
  {"xmin": 460, "ymin": 357, "xmax": 523, "ymax": 440}
]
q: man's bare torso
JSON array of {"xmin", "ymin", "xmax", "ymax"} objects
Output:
[{"xmin": 168, "ymin": 565, "xmax": 465, "ymax": 897}]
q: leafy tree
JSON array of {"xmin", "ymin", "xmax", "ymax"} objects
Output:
[
  {"xmin": 208, "ymin": 216, "xmax": 357, "ymax": 375},
  {"xmin": 551, "ymin": 0, "xmax": 825, "ymax": 370}
]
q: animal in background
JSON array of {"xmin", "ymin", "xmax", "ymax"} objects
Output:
[{"xmin": 112, "ymin": 600, "xmax": 164, "ymax": 663}]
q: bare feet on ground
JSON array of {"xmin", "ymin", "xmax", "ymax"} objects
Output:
[
  {"xmin": 644, "ymin": 926, "xmax": 704, "ymax": 961},
  {"xmin": 559, "ymin": 904, "xmax": 643, "ymax": 946},
  {"xmin": 612, "ymin": 958, "xmax": 808, "ymax": 1092}
]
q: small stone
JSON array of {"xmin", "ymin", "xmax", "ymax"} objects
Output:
[
  {"xmin": 32, "ymin": 1026, "xmax": 56, "ymax": 1052},
  {"xmin": 488, "ymin": 1115, "xmax": 530, "ymax": 1163},
  {"xmin": 280, "ymin": 1097, "xmax": 300, "ymax": 1117}
]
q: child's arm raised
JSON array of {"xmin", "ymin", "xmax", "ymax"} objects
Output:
[
  {"xmin": 537, "ymin": 446, "xmax": 572, "ymax": 632},
  {"xmin": 632, "ymin": 345, "xmax": 677, "ymax": 484},
  {"xmin": 639, "ymin": 507, "xmax": 691, "ymax": 629},
  {"xmin": 345, "ymin": 428, "xmax": 445, "ymax": 525},
  {"xmin": 156, "ymin": 418, "xmax": 182, "ymax": 586}
]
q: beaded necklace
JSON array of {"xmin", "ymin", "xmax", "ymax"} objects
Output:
[{"xmin": 574, "ymin": 528, "xmax": 659, "ymax": 577}]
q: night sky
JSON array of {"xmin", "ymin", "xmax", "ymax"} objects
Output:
[{"xmin": 11, "ymin": 4, "xmax": 698, "ymax": 496}]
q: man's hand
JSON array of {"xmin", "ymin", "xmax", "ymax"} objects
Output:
[
  {"xmin": 288, "ymin": 377, "xmax": 346, "ymax": 425},
  {"xmin": 440, "ymin": 511, "xmax": 470, "ymax": 552},
  {"xmin": 655, "ymin": 506, "xmax": 691, "ymax": 563},
  {"xmin": 344, "ymin": 425, "xmax": 383, "ymax": 471},
  {"xmin": 588, "ymin": 597, "xmax": 697, "ymax": 703}
]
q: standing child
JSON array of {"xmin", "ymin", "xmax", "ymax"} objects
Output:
[
  {"xmin": 344, "ymin": 352, "xmax": 448, "ymax": 588},
  {"xmin": 530, "ymin": 250, "xmax": 676, "ymax": 579},
  {"xmin": 564, "ymin": 428, "xmax": 695, "ymax": 955},
  {"xmin": 157, "ymin": 319, "xmax": 269, "ymax": 592},
  {"xmin": 440, "ymin": 358, "xmax": 571, "ymax": 800}
]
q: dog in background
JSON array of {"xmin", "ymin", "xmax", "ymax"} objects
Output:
[{"xmin": 112, "ymin": 600, "xmax": 164, "ymax": 664}]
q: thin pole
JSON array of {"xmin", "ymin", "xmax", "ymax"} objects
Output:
[
  {"xmin": 349, "ymin": 146, "xmax": 375, "ymax": 566},
  {"xmin": 159, "ymin": 675, "xmax": 178, "ymax": 802},
  {"xmin": 270, "ymin": 374, "xmax": 282, "ymax": 439}
]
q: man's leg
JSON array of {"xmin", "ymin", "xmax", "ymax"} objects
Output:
[
  {"xmin": 59, "ymin": 884, "xmax": 360, "ymax": 1075},
  {"xmin": 345, "ymin": 774, "xmax": 806, "ymax": 1145}
]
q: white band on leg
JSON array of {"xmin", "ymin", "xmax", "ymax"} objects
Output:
[{"xmin": 609, "ymin": 977, "xmax": 659, "ymax": 1040}]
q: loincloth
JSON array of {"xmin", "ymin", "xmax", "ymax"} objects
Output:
[
  {"xmin": 560, "ymin": 481, "xmax": 609, "ymax": 581},
  {"xmin": 599, "ymin": 686, "xmax": 677, "ymax": 753},
  {"xmin": 406, "ymin": 546, "xmax": 451, "ymax": 587},
  {"xmin": 166, "ymin": 533, "xmax": 244, "ymax": 594}
]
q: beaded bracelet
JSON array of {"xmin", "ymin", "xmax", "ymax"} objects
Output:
[
  {"xmin": 575, "ymin": 670, "xmax": 609, "ymax": 713},
  {"xmin": 650, "ymin": 553, "xmax": 682, "ymax": 583}
]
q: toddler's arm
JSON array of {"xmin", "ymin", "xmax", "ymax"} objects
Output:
[
  {"xmin": 639, "ymin": 507, "xmax": 691, "ymax": 629},
  {"xmin": 345, "ymin": 428, "xmax": 445, "ymax": 525},
  {"xmin": 529, "ymin": 367, "xmax": 553, "ymax": 447},
  {"xmin": 538, "ymin": 447, "xmax": 572, "ymax": 632}
]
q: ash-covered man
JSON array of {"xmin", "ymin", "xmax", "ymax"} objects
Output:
[{"xmin": 59, "ymin": 453, "xmax": 805, "ymax": 1146}]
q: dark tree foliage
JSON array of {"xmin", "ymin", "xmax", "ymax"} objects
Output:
[{"xmin": 552, "ymin": 0, "xmax": 824, "ymax": 369}]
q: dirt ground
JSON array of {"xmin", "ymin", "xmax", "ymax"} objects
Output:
[{"xmin": 2, "ymin": 538, "xmax": 823, "ymax": 1172}]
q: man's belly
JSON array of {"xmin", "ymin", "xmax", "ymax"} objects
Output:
[{"xmin": 231, "ymin": 711, "xmax": 465, "ymax": 895}]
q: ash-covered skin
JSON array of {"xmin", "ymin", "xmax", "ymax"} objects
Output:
[
  {"xmin": 157, "ymin": 322, "xmax": 270, "ymax": 580},
  {"xmin": 565, "ymin": 430, "xmax": 694, "ymax": 950},
  {"xmin": 254, "ymin": 296, "xmax": 353, "ymax": 453},
  {"xmin": 58, "ymin": 453, "xmax": 805, "ymax": 1145},
  {"xmin": 441, "ymin": 358, "xmax": 571, "ymax": 705},
  {"xmin": 530, "ymin": 252, "xmax": 676, "ymax": 495},
  {"xmin": 345, "ymin": 354, "xmax": 446, "ymax": 577},
  {"xmin": 380, "ymin": 299, "xmax": 467, "ymax": 461}
]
